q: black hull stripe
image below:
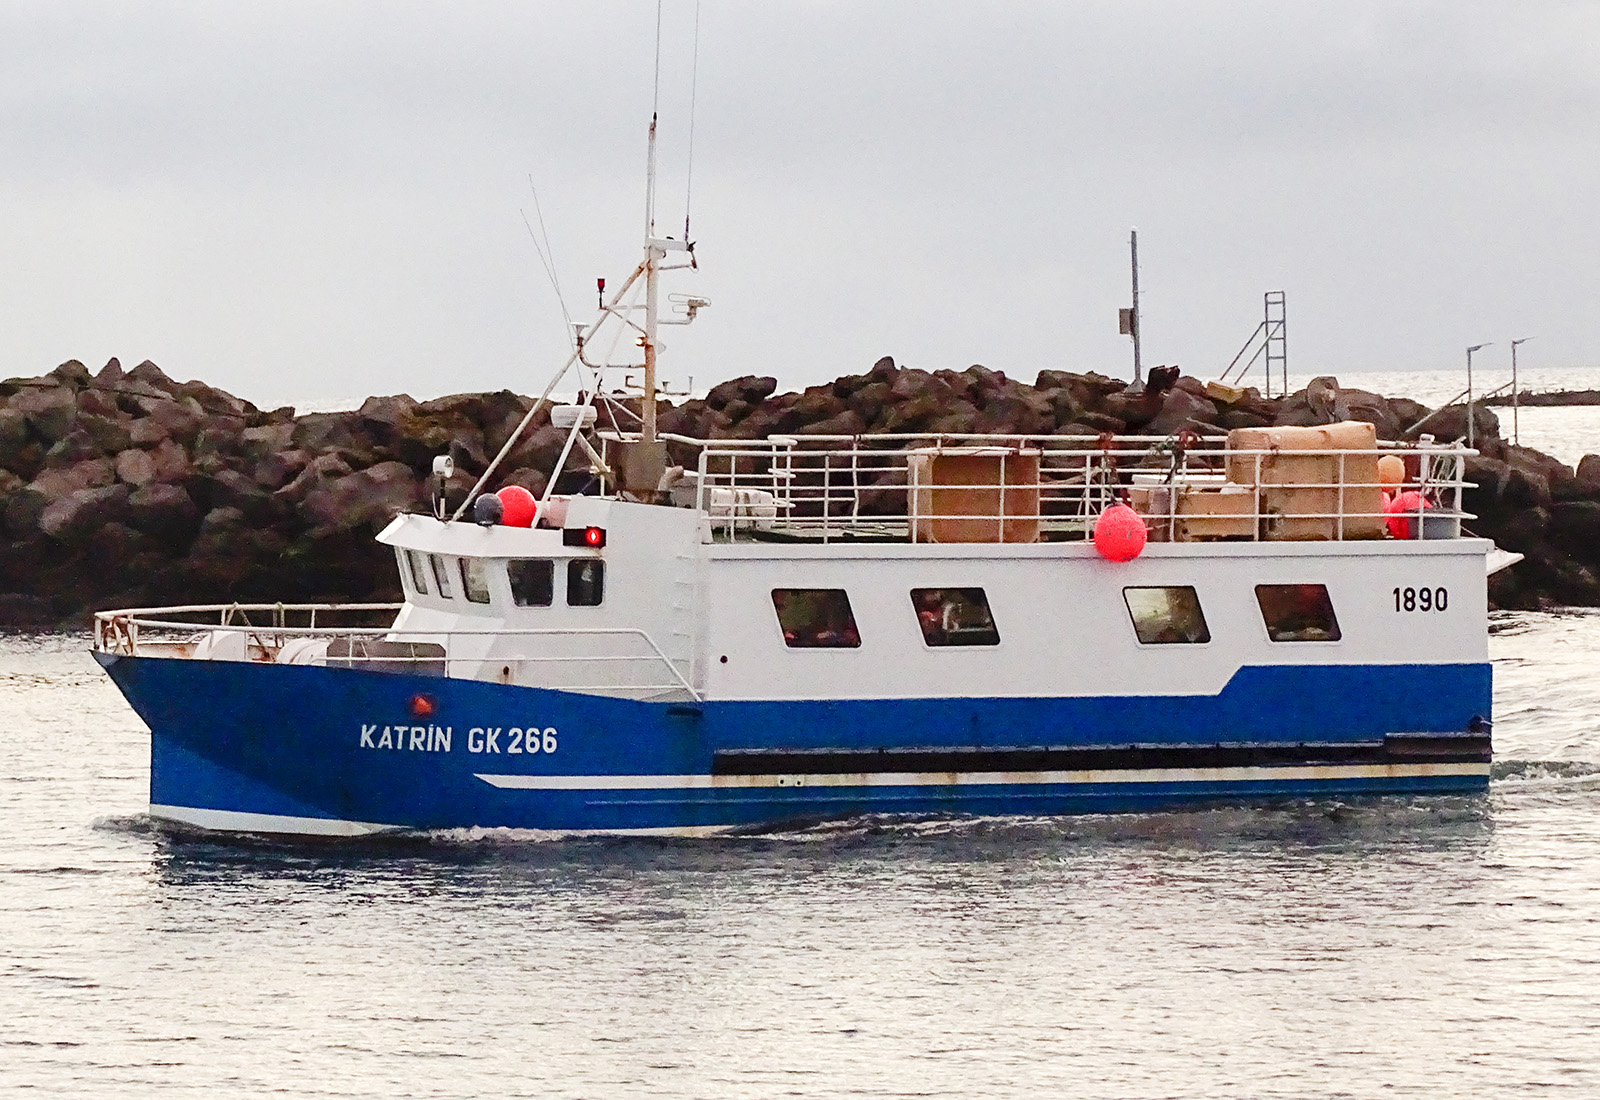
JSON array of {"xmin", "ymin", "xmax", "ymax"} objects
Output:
[{"xmin": 713, "ymin": 734, "xmax": 1492, "ymax": 776}]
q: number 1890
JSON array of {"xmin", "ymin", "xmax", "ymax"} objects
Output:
[{"xmin": 1394, "ymin": 586, "xmax": 1447, "ymax": 612}]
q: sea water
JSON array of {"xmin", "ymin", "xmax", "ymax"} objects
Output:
[{"xmin": 3, "ymin": 622, "xmax": 1599, "ymax": 1100}]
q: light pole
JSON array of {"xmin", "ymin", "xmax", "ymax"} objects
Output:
[
  {"xmin": 1466, "ymin": 343, "xmax": 1492, "ymax": 449},
  {"xmin": 1510, "ymin": 337, "xmax": 1533, "ymax": 447}
]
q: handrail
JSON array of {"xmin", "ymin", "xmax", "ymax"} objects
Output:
[
  {"xmin": 650, "ymin": 431, "xmax": 1475, "ymax": 544},
  {"xmin": 92, "ymin": 613, "xmax": 701, "ymax": 702}
]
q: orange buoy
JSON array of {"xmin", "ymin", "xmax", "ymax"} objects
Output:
[
  {"xmin": 1094, "ymin": 502, "xmax": 1148, "ymax": 562},
  {"xmin": 1377, "ymin": 454, "xmax": 1405, "ymax": 491},
  {"xmin": 496, "ymin": 485, "xmax": 538, "ymax": 527},
  {"xmin": 1385, "ymin": 489, "xmax": 1428, "ymax": 539}
]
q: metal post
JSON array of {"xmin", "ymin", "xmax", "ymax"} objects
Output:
[
  {"xmin": 1129, "ymin": 228, "xmax": 1142, "ymax": 385},
  {"xmin": 641, "ymin": 114, "xmax": 660, "ymax": 444},
  {"xmin": 1510, "ymin": 337, "xmax": 1532, "ymax": 447},
  {"xmin": 1465, "ymin": 343, "xmax": 1491, "ymax": 449}
]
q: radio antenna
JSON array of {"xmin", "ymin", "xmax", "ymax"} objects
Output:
[{"xmin": 684, "ymin": 0, "xmax": 701, "ymax": 239}]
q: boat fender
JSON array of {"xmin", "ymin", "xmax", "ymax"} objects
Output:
[
  {"xmin": 496, "ymin": 485, "xmax": 538, "ymax": 527},
  {"xmin": 1094, "ymin": 503, "xmax": 1147, "ymax": 562},
  {"xmin": 1377, "ymin": 454, "xmax": 1405, "ymax": 491},
  {"xmin": 1385, "ymin": 490, "xmax": 1429, "ymax": 540},
  {"xmin": 472, "ymin": 494, "xmax": 504, "ymax": 526}
]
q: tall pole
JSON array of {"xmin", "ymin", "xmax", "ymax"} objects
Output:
[
  {"xmin": 1129, "ymin": 228, "xmax": 1143, "ymax": 385},
  {"xmin": 1465, "ymin": 342, "xmax": 1491, "ymax": 449},
  {"xmin": 1510, "ymin": 337, "xmax": 1532, "ymax": 447},
  {"xmin": 641, "ymin": 113, "xmax": 660, "ymax": 444}
]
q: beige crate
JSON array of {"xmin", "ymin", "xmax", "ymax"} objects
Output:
[
  {"xmin": 1227, "ymin": 422, "xmax": 1385, "ymax": 540},
  {"xmin": 909, "ymin": 448, "xmax": 1041, "ymax": 543},
  {"xmin": 1175, "ymin": 485, "xmax": 1257, "ymax": 541}
]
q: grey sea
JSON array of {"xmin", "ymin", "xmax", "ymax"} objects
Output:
[{"xmin": 4, "ymin": 397, "xmax": 1600, "ymax": 1099}]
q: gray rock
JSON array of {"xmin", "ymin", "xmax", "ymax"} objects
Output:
[
  {"xmin": 126, "ymin": 482, "xmax": 201, "ymax": 542},
  {"xmin": 276, "ymin": 452, "xmax": 355, "ymax": 504},
  {"xmin": 706, "ymin": 375, "xmax": 778, "ymax": 410},
  {"xmin": 254, "ymin": 448, "xmax": 310, "ymax": 491},
  {"xmin": 39, "ymin": 484, "xmax": 131, "ymax": 543},
  {"xmin": 47, "ymin": 360, "xmax": 92, "ymax": 390},
  {"xmin": 93, "ymin": 357, "xmax": 125, "ymax": 389},
  {"xmin": 3, "ymin": 488, "xmax": 47, "ymax": 538},
  {"xmin": 0, "ymin": 408, "xmax": 28, "ymax": 458},
  {"xmin": 28, "ymin": 458, "xmax": 115, "ymax": 500},
  {"xmin": 11, "ymin": 386, "xmax": 77, "ymax": 443},
  {"xmin": 240, "ymin": 421, "xmax": 295, "ymax": 462},
  {"xmin": 147, "ymin": 437, "xmax": 191, "ymax": 484},
  {"xmin": 1332, "ymin": 388, "xmax": 1402, "ymax": 439},
  {"xmin": 297, "ymin": 461, "xmax": 420, "ymax": 536},
  {"xmin": 116, "ymin": 448, "xmax": 158, "ymax": 487},
  {"xmin": 1144, "ymin": 387, "xmax": 1220, "ymax": 436},
  {"xmin": 1578, "ymin": 454, "xmax": 1600, "ymax": 485},
  {"xmin": 125, "ymin": 360, "xmax": 179, "ymax": 394},
  {"xmin": 42, "ymin": 429, "xmax": 102, "ymax": 468}
]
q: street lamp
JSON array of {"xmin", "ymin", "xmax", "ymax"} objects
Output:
[
  {"xmin": 1510, "ymin": 337, "xmax": 1533, "ymax": 447},
  {"xmin": 1466, "ymin": 343, "xmax": 1492, "ymax": 449}
]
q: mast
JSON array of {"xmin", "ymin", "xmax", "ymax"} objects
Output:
[
  {"xmin": 641, "ymin": 113, "xmax": 660, "ymax": 444},
  {"xmin": 1129, "ymin": 228, "xmax": 1143, "ymax": 385}
]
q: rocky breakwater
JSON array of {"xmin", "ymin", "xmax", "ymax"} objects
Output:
[
  {"xmin": 1, "ymin": 354, "xmax": 1596, "ymax": 628},
  {"xmin": 0, "ymin": 358, "xmax": 570, "ymax": 628}
]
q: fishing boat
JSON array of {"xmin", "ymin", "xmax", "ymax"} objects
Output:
[{"xmin": 92, "ymin": 123, "xmax": 1507, "ymax": 837}]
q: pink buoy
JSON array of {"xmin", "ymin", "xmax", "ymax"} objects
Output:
[
  {"xmin": 1094, "ymin": 502, "xmax": 1148, "ymax": 562},
  {"xmin": 1385, "ymin": 489, "xmax": 1428, "ymax": 539},
  {"xmin": 496, "ymin": 485, "xmax": 538, "ymax": 528}
]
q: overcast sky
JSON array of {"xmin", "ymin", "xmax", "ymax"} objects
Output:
[{"xmin": 2, "ymin": 1, "xmax": 1598, "ymax": 407}]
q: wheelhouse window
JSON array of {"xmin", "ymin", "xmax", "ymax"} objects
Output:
[
  {"xmin": 911, "ymin": 588, "xmax": 1000, "ymax": 647},
  {"xmin": 1256, "ymin": 584, "xmax": 1341, "ymax": 642},
  {"xmin": 405, "ymin": 549, "xmax": 429, "ymax": 595},
  {"xmin": 567, "ymin": 559, "xmax": 605, "ymax": 607},
  {"xmin": 460, "ymin": 557, "xmax": 492, "ymax": 605},
  {"xmin": 772, "ymin": 589, "xmax": 861, "ymax": 648},
  {"xmin": 1123, "ymin": 586, "xmax": 1210, "ymax": 645},
  {"xmin": 508, "ymin": 559, "xmax": 554, "ymax": 607},
  {"xmin": 430, "ymin": 555, "xmax": 454, "ymax": 599}
]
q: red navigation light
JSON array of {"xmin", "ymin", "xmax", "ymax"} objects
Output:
[
  {"xmin": 562, "ymin": 526, "xmax": 607, "ymax": 549},
  {"xmin": 585, "ymin": 526, "xmax": 605, "ymax": 548},
  {"xmin": 409, "ymin": 694, "xmax": 435, "ymax": 718}
]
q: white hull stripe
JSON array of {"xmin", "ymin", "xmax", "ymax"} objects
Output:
[
  {"xmin": 149, "ymin": 804, "xmax": 399, "ymax": 836},
  {"xmin": 147, "ymin": 803, "xmax": 737, "ymax": 838},
  {"xmin": 476, "ymin": 762, "xmax": 1489, "ymax": 791}
]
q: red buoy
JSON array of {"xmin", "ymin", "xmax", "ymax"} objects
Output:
[
  {"xmin": 1385, "ymin": 489, "xmax": 1428, "ymax": 539},
  {"xmin": 1094, "ymin": 502, "xmax": 1148, "ymax": 562},
  {"xmin": 496, "ymin": 485, "xmax": 538, "ymax": 527}
]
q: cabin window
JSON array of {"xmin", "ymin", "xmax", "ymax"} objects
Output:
[
  {"xmin": 430, "ymin": 554, "xmax": 454, "ymax": 599},
  {"xmin": 771, "ymin": 589, "xmax": 861, "ymax": 648},
  {"xmin": 1256, "ymin": 584, "xmax": 1342, "ymax": 642},
  {"xmin": 1123, "ymin": 586, "xmax": 1211, "ymax": 645},
  {"xmin": 910, "ymin": 588, "xmax": 1000, "ymax": 647},
  {"xmin": 460, "ymin": 557, "xmax": 492, "ymax": 605},
  {"xmin": 405, "ymin": 549, "xmax": 429, "ymax": 595},
  {"xmin": 568, "ymin": 560, "xmax": 605, "ymax": 607},
  {"xmin": 508, "ymin": 560, "xmax": 554, "ymax": 607}
]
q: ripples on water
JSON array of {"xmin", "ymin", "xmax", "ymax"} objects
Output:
[{"xmin": 3, "ymin": 622, "xmax": 1599, "ymax": 1099}]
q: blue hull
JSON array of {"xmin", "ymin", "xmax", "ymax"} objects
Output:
[{"xmin": 98, "ymin": 654, "xmax": 1493, "ymax": 834}]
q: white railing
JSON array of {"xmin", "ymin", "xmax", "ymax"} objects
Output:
[
  {"xmin": 93, "ymin": 604, "xmax": 699, "ymax": 702},
  {"xmin": 609, "ymin": 431, "xmax": 1474, "ymax": 545}
]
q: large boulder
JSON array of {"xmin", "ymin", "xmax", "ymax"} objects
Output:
[
  {"xmin": 297, "ymin": 460, "xmax": 421, "ymax": 537},
  {"xmin": 39, "ymin": 484, "xmax": 131, "ymax": 544},
  {"xmin": 115, "ymin": 448, "xmax": 158, "ymax": 487},
  {"xmin": 705, "ymin": 375, "xmax": 777, "ymax": 411},
  {"xmin": 1332, "ymin": 389, "xmax": 1402, "ymax": 439},
  {"xmin": 126, "ymin": 482, "xmax": 201, "ymax": 543},
  {"xmin": 11, "ymin": 386, "xmax": 77, "ymax": 443},
  {"xmin": 1144, "ymin": 387, "xmax": 1220, "ymax": 436}
]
